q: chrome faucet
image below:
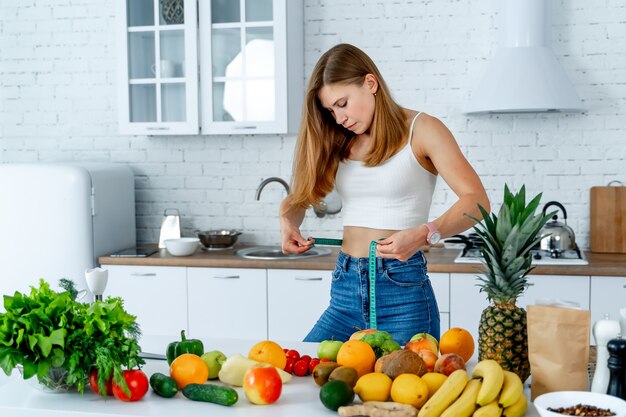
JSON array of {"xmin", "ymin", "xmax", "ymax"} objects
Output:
[{"xmin": 255, "ymin": 177, "xmax": 290, "ymax": 200}]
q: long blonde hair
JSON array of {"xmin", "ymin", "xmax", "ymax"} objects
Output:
[{"xmin": 289, "ymin": 44, "xmax": 407, "ymax": 209}]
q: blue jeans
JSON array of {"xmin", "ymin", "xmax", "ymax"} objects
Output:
[{"xmin": 303, "ymin": 250, "xmax": 440, "ymax": 345}]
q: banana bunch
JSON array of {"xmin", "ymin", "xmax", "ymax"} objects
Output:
[{"xmin": 416, "ymin": 361, "xmax": 527, "ymax": 417}]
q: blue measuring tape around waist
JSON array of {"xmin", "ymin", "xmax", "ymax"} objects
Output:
[{"xmin": 311, "ymin": 237, "xmax": 379, "ymax": 329}]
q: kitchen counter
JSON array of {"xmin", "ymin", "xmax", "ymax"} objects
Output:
[
  {"xmin": 0, "ymin": 336, "xmax": 541, "ymax": 417},
  {"xmin": 99, "ymin": 246, "xmax": 626, "ymax": 276}
]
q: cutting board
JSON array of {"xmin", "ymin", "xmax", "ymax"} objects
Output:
[{"xmin": 590, "ymin": 185, "xmax": 626, "ymax": 253}]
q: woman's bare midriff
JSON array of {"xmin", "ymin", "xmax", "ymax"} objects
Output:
[{"xmin": 340, "ymin": 226, "xmax": 398, "ymax": 257}]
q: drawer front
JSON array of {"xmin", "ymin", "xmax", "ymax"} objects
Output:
[
  {"xmin": 104, "ymin": 265, "xmax": 188, "ymax": 338},
  {"xmin": 267, "ymin": 269, "xmax": 332, "ymax": 342},
  {"xmin": 187, "ymin": 268, "xmax": 267, "ymax": 340}
]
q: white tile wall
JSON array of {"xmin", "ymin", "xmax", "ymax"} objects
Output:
[{"xmin": 1, "ymin": 0, "xmax": 625, "ymax": 247}]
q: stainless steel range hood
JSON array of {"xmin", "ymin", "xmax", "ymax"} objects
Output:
[{"xmin": 465, "ymin": 0, "xmax": 584, "ymax": 114}]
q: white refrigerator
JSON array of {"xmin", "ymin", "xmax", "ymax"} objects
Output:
[{"xmin": 0, "ymin": 163, "xmax": 136, "ymax": 300}]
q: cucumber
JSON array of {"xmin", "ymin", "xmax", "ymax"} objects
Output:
[
  {"xmin": 182, "ymin": 383, "xmax": 238, "ymax": 406},
  {"xmin": 149, "ymin": 372, "xmax": 178, "ymax": 398}
]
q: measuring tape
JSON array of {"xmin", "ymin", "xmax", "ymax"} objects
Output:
[{"xmin": 311, "ymin": 237, "xmax": 379, "ymax": 329}]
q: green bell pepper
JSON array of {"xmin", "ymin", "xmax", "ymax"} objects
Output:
[{"xmin": 166, "ymin": 330, "xmax": 204, "ymax": 364}]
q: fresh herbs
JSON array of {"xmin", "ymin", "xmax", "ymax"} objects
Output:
[{"xmin": 0, "ymin": 279, "xmax": 144, "ymax": 394}]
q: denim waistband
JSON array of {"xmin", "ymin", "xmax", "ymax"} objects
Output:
[{"xmin": 337, "ymin": 250, "xmax": 426, "ymax": 272}]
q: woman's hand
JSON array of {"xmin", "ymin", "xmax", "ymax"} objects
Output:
[
  {"xmin": 280, "ymin": 219, "xmax": 313, "ymax": 254},
  {"xmin": 376, "ymin": 226, "xmax": 428, "ymax": 262},
  {"xmin": 279, "ymin": 196, "xmax": 312, "ymax": 254}
]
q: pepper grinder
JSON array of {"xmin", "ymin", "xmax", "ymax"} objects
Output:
[
  {"xmin": 606, "ymin": 336, "xmax": 626, "ymax": 400},
  {"xmin": 85, "ymin": 267, "xmax": 108, "ymax": 302},
  {"xmin": 591, "ymin": 314, "xmax": 621, "ymax": 393}
]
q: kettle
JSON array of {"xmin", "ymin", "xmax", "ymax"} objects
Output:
[
  {"xmin": 539, "ymin": 201, "xmax": 577, "ymax": 254},
  {"xmin": 158, "ymin": 208, "xmax": 181, "ymax": 248}
]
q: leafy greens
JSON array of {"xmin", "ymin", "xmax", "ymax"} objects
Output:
[{"xmin": 0, "ymin": 279, "xmax": 144, "ymax": 394}]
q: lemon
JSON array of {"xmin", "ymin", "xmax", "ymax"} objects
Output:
[
  {"xmin": 353, "ymin": 372, "xmax": 392, "ymax": 402},
  {"xmin": 390, "ymin": 373, "xmax": 429, "ymax": 408},
  {"xmin": 421, "ymin": 372, "xmax": 448, "ymax": 398}
]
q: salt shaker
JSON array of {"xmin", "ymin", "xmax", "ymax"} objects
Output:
[
  {"xmin": 606, "ymin": 337, "xmax": 626, "ymax": 400},
  {"xmin": 591, "ymin": 314, "xmax": 621, "ymax": 393}
]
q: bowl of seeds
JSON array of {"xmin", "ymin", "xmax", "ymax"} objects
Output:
[{"xmin": 534, "ymin": 391, "xmax": 626, "ymax": 417}]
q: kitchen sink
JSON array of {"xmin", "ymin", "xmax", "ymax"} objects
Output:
[{"xmin": 235, "ymin": 246, "xmax": 332, "ymax": 260}]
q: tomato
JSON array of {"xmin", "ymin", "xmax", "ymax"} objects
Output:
[
  {"xmin": 112, "ymin": 369, "xmax": 149, "ymax": 402},
  {"xmin": 284, "ymin": 357, "xmax": 296, "ymax": 374},
  {"xmin": 285, "ymin": 349, "xmax": 300, "ymax": 362},
  {"xmin": 300, "ymin": 354, "xmax": 312, "ymax": 363},
  {"xmin": 293, "ymin": 360, "xmax": 309, "ymax": 377},
  {"xmin": 308, "ymin": 358, "xmax": 321, "ymax": 373},
  {"xmin": 89, "ymin": 370, "xmax": 113, "ymax": 396}
]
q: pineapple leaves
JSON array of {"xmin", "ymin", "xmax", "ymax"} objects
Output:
[{"xmin": 467, "ymin": 184, "xmax": 554, "ymax": 305}]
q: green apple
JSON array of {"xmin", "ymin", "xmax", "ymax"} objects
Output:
[
  {"xmin": 201, "ymin": 350, "xmax": 227, "ymax": 379},
  {"xmin": 317, "ymin": 340, "xmax": 343, "ymax": 362}
]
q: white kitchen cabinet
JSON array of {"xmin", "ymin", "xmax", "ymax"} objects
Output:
[
  {"xmin": 450, "ymin": 273, "xmax": 489, "ymax": 345},
  {"xmin": 187, "ymin": 267, "xmax": 267, "ymax": 340},
  {"xmin": 116, "ymin": 0, "xmax": 303, "ymax": 136},
  {"xmin": 104, "ymin": 265, "xmax": 188, "ymax": 338},
  {"xmin": 117, "ymin": 0, "xmax": 199, "ymax": 135},
  {"xmin": 199, "ymin": 0, "xmax": 303, "ymax": 134},
  {"xmin": 450, "ymin": 273, "xmax": 591, "ymax": 346},
  {"xmin": 267, "ymin": 269, "xmax": 332, "ymax": 342},
  {"xmin": 429, "ymin": 272, "xmax": 450, "ymax": 333},
  {"xmin": 590, "ymin": 276, "xmax": 626, "ymax": 344}
]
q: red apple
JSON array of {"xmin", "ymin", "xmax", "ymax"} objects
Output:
[
  {"xmin": 349, "ymin": 329, "xmax": 378, "ymax": 341},
  {"xmin": 407, "ymin": 333, "xmax": 439, "ymax": 355},
  {"xmin": 243, "ymin": 365, "xmax": 283, "ymax": 405},
  {"xmin": 434, "ymin": 353, "xmax": 466, "ymax": 376},
  {"xmin": 412, "ymin": 349, "xmax": 438, "ymax": 372}
]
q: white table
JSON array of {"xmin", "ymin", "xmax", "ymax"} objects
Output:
[{"xmin": 0, "ymin": 336, "xmax": 539, "ymax": 417}]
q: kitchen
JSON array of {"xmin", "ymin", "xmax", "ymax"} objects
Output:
[{"xmin": 1, "ymin": 0, "xmax": 626, "ymax": 415}]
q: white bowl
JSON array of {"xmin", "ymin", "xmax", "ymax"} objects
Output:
[
  {"xmin": 534, "ymin": 391, "xmax": 626, "ymax": 417},
  {"xmin": 165, "ymin": 238, "xmax": 200, "ymax": 256}
]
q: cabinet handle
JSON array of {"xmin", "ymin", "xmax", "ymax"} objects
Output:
[
  {"xmin": 213, "ymin": 275, "xmax": 240, "ymax": 279},
  {"xmin": 527, "ymin": 283, "xmax": 535, "ymax": 286},
  {"xmin": 233, "ymin": 126, "xmax": 257, "ymax": 130},
  {"xmin": 130, "ymin": 273, "xmax": 157, "ymax": 277},
  {"xmin": 146, "ymin": 127, "xmax": 170, "ymax": 131},
  {"xmin": 295, "ymin": 277, "xmax": 323, "ymax": 281}
]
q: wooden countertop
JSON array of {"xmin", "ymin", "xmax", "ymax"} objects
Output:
[{"xmin": 99, "ymin": 246, "xmax": 626, "ymax": 276}]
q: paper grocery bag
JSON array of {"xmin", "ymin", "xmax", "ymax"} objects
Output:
[{"xmin": 527, "ymin": 305, "xmax": 590, "ymax": 400}]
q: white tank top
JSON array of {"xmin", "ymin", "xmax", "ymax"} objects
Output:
[{"xmin": 335, "ymin": 112, "xmax": 437, "ymax": 230}]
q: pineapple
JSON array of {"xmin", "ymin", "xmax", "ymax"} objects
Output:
[{"xmin": 468, "ymin": 185, "xmax": 554, "ymax": 382}]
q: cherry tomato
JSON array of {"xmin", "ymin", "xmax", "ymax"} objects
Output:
[
  {"xmin": 300, "ymin": 355, "xmax": 312, "ymax": 363},
  {"xmin": 319, "ymin": 358, "xmax": 331, "ymax": 363},
  {"xmin": 308, "ymin": 358, "xmax": 321, "ymax": 373},
  {"xmin": 286, "ymin": 349, "xmax": 300, "ymax": 362},
  {"xmin": 89, "ymin": 369, "xmax": 113, "ymax": 396},
  {"xmin": 293, "ymin": 360, "xmax": 309, "ymax": 377},
  {"xmin": 112, "ymin": 369, "xmax": 149, "ymax": 402},
  {"xmin": 284, "ymin": 358, "xmax": 296, "ymax": 374}
]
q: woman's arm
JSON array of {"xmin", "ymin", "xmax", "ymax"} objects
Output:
[
  {"xmin": 377, "ymin": 114, "xmax": 490, "ymax": 261},
  {"xmin": 279, "ymin": 195, "xmax": 313, "ymax": 254}
]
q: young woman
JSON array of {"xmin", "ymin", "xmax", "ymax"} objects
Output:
[{"xmin": 279, "ymin": 44, "xmax": 489, "ymax": 344}]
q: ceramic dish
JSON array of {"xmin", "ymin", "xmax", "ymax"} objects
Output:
[
  {"xmin": 164, "ymin": 238, "xmax": 200, "ymax": 256},
  {"xmin": 534, "ymin": 391, "xmax": 626, "ymax": 417}
]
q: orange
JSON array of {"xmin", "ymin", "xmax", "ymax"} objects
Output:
[
  {"xmin": 170, "ymin": 353, "xmax": 209, "ymax": 389},
  {"xmin": 439, "ymin": 327, "xmax": 475, "ymax": 362},
  {"xmin": 336, "ymin": 340, "xmax": 376, "ymax": 377},
  {"xmin": 248, "ymin": 340, "xmax": 287, "ymax": 370}
]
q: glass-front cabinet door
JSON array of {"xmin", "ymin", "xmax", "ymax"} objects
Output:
[
  {"xmin": 199, "ymin": 0, "xmax": 303, "ymax": 134},
  {"xmin": 117, "ymin": 0, "xmax": 199, "ymax": 135}
]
